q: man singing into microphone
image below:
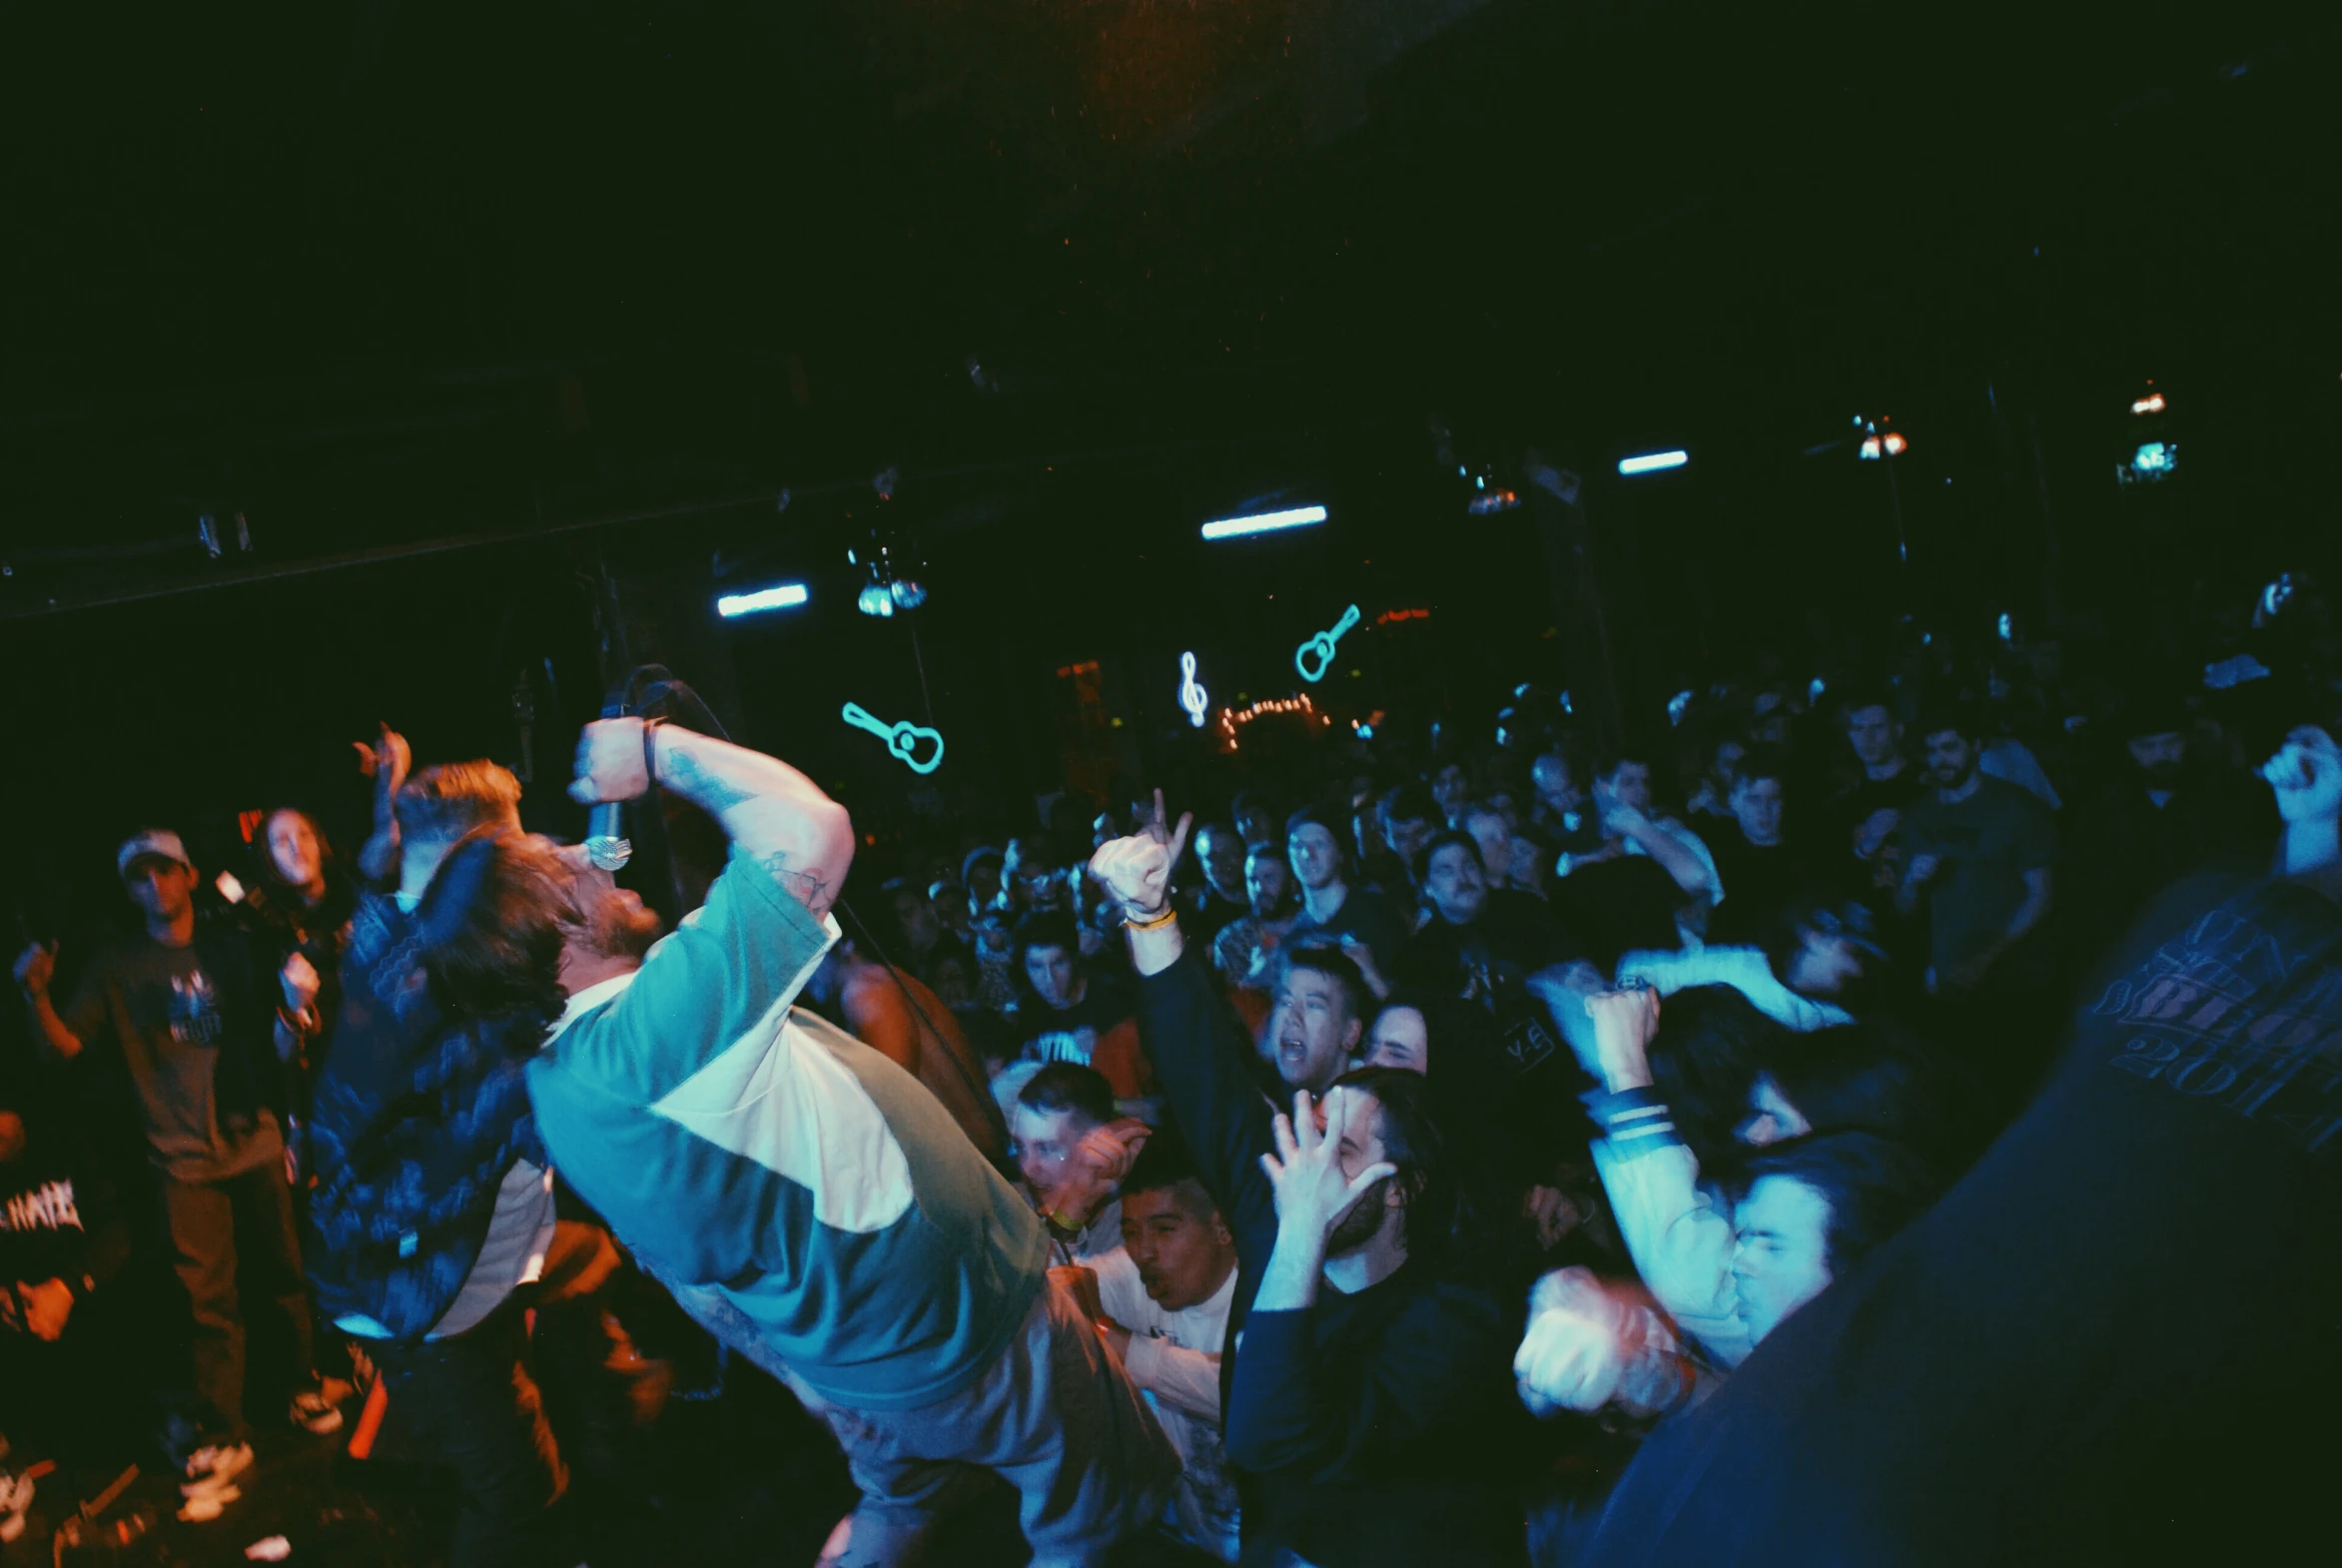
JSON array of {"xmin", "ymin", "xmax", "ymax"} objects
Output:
[{"xmin": 529, "ymin": 716, "xmax": 1174, "ymax": 1568}]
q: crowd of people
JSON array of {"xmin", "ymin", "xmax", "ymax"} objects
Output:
[{"xmin": 5, "ymin": 603, "xmax": 2342, "ymax": 1565}]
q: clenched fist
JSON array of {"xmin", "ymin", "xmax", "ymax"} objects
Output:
[{"xmin": 569, "ymin": 717, "xmax": 653, "ymax": 806}]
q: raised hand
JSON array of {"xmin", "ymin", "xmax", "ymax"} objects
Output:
[
  {"xmin": 1260, "ymin": 1087, "xmax": 1397, "ymax": 1244},
  {"xmin": 280, "ymin": 952, "xmax": 322, "ymax": 1016},
  {"xmin": 1089, "ymin": 788, "xmax": 1193, "ymax": 920},
  {"xmin": 1514, "ymin": 1265, "xmax": 1638, "ymax": 1415},
  {"xmin": 568, "ymin": 717, "xmax": 653, "ymax": 806},
  {"xmin": 1581, "ymin": 983, "xmax": 1660, "ymax": 1094},
  {"xmin": 13, "ymin": 941, "xmax": 56, "ymax": 999},
  {"xmin": 354, "ymin": 722, "xmax": 411, "ymax": 796},
  {"xmin": 2263, "ymin": 725, "xmax": 2342, "ymax": 826},
  {"xmin": 1048, "ymin": 1117, "xmax": 1155, "ymax": 1224}
]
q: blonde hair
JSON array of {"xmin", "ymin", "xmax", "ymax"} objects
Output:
[{"xmin": 396, "ymin": 761, "xmax": 523, "ymax": 847}]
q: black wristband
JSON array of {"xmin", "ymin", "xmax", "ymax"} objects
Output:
[{"xmin": 642, "ymin": 717, "xmax": 666, "ymax": 791}]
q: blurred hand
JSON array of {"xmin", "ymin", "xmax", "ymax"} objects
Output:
[
  {"xmin": 1048, "ymin": 1263, "xmax": 1105, "ymax": 1324},
  {"xmin": 280, "ymin": 952, "xmax": 322, "ymax": 1015},
  {"xmin": 1090, "ymin": 789, "xmax": 1193, "ymax": 920},
  {"xmin": 2263, "ymin": 726, "xmax": 2342, "ymax": 826},
  {"xmin": 1904, "ymin": 852, "xmax": 1942, "ymax": 887},
  {"xmin": 354, "ymin": 723, "xmax": 411, "ymax": 797},
  {"xmin": 1853, "ymin": 807, "xmax": 1901, "ymax": 860},
  {"xmin": 13, "ymin": 941, "xmax": 56, "ymax": 998},
  {"xmin": 22, "ymin": 1276, "xmax": 74, "ymax": 1341},
  {"xmin": 1582, "ymin": 985, "xmax": 1660, "ymax": 1094},
  {"xmin": 568, "ymin": 717, "xmax": 652, "ymax": 805},
  {"xmin": 1058, "ymin": 1117, "xmax": 1153, "ymax": 1205},
  {"xmin": 1524, "ymin": 1184, "xmax": 1582, "ymax": 1251},
  {"xmin": 1513, "ymin": 1266, "xmax": 1631, "ymax": 1415},
  {"xmin": 1338, "ymin": 938, "xmax": 1389, "ymax": 1000},
  {"xmin": 1261, "ymin": 1088, "xmax": 1396, "ymax": 1244}
]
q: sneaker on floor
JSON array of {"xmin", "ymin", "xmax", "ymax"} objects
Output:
[
  {"xmin": 181, "ymin": 1440, "xmax": 255, "ymax": 1496},
  {"xmin": 0, "ymin": 1467, "xmax": 33, "ymax": 1544},
  {"xmin": 290, "ymin": 1378, "xmax": 346, "ymax": 1436}
]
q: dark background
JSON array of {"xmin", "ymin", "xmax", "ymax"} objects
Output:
[{"xmin": 4, "ymin": 0, "xmax": 2337, "ymax": 943}]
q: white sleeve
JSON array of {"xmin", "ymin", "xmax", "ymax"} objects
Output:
[
  {"xmin": 1590, "ymin": 1137, "xmax": 1753, "ymax": 1368},
  {"xmin": 1091, "ymin": 1248, "xmax": 1223, "ymax": 1418},
  {"xmin": 1123, "ymin": 1329, "xmax": 1224, "ymax": 1420},
  {"xmin": 1664, "ymin": 820, "xmax": 1725, "ymax": 903}
]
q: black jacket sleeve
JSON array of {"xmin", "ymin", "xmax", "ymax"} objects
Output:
[
  {"xmin": 1134, "ymin": 942, "xmax": 1279, "ymax": 1269},
  {"xmin": 1224, "ymin": 1283, "xmax": 1512, "ymax": 1476}
]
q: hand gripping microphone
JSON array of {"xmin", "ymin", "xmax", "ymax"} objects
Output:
[{"xmin": 583, "ymin": 687, "xmax": 634, "ymax": 872}]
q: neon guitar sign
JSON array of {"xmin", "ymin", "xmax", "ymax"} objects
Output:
[
  {"xmin": 841, "ymin": 702, "xmax": 946, "ymax": 775},
  {"xmin": 1293, "ymin": 604, "xmax": 1360, "ymax": 684}
]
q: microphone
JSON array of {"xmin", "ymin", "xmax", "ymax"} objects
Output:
[{"xmin": 583, "ymin": 691, "xmax": 634, "ymax": 871}]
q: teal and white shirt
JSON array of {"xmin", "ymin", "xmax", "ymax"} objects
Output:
[{"xmin": 527, "ymin": 849, "xmax": 1049, "ymax": 1411}]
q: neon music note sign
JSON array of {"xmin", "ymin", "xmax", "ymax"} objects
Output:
[{"xmin": 1178, "ymin": 652, "xmax": 1209, "ymax": 728}]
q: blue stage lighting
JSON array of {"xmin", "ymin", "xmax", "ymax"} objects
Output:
[
  {"xmin": 716, "ymin": 582, "xmax": 809, "ymax": 617},
  {"xmin": 1200, "ymin": 504, "xmax": 1329, "ymax": 541},
  {"xmin": 1618, "ymin": 449, "xmax": 1689, "ymax": 476}
]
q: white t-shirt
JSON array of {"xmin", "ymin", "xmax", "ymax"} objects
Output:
[{"xmin": 1091, "ymin": 1245, "xmax": 1241, "ymax": 1562}]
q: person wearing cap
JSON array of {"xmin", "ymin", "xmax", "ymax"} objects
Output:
[{"xmin": 11, "ymin": 829, "xmax": 341, "ymax": 1488}]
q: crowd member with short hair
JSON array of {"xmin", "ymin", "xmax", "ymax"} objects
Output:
[
  {"xmin": 2065, "ymin": 695, "xmax": 2271, "ymax": 963},
  {"xmin": 1048, "ymin": 1133, "xmax": 1244, "ymax": 1562},
  {"xmin": 1568, "ymin": 717, "xmax": 2342, "ymax": 1565},
  {"xmin": 1187, "ymin": 822, "xmax": 1252, "ymax": 946},
  {"xmin": 1833, "ymin": 693, "xmax": 1922, "ymax": 889},
  {"xmin": 1561, "ymin": 984, "xmax": 1774, "ymax": 1368},
  {"xmin": 879, "ymin": 876, "xmax": 976, "ymax": 1009},
  {"xmin": 1375, "ymin": 784, "xmax": 1442, "ymax": 893},
  {"xmin": 532, "ymin": 717, "xmax": 1176, "ymax": 1567},
  {"xmin": 13, "ymin": 825, "xmax": 340, "ymax": 1492},
  {"xmin": 1397, "ymin": 834, "xmax": 1576, "ymax": 1084},
  {"xmin": 1009, "ymin": 910, "xmax": 1154, "ymax": 1100},
  {"xmin": 1230, "ymin": 792, "xmax": 1280, "ymax": 853},
  {"xmin": 1257, "ymin": 945, "xmax": 1369, "ymax": 1099},
  {"xmin": 305, "ymin": 741, "xmax": 575, "ymax": 1565},
  {"xmin": 1704, "ymin": 748, "xmax": 1819, "ymax": 949},
  {"xmin": 1427, "ymin": 755, "xmax": 1474, "ymax": 827},
  {"xmin": 1096, "ymin": 807, "xmax": 1532, "ymax": 1568},
  {"xmin": 1282, "ymin": 806, "xmax": 1409, "ymax": 979},
  {"xmin": 1727, "ymin": 1131, "xmax": 1939, "ymax": 1346},
  {"xmin": 1459, "ymin": 797, "xmax": 1542, "ymax": 897},
  {"xmin": 1013, "ymin": 1063, "xmax": 1129, "ymax": 1259},
  {"xmin": 1570, "ymin": 748, "xmax": 1723, "ymax": 905},
  {"xmin": 1210, "ymin": 842, "xmax": 1299, "ymax": 986},
  {"xmin": 1897, "ymin": 706, "xmax": 2055, "ymax": 997}
]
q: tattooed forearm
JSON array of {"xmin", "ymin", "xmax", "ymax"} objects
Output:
[{"xmin": 657, "ymin": 744, "xmax": 756, "ymax": 814}]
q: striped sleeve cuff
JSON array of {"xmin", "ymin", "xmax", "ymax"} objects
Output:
[{"xmin": 1582, "ymin": 1085, "xmax": 1685, "ymax": 1156}]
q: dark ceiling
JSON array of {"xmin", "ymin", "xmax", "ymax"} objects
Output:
[
  {"xmin": 4, "ymin": 0, "xmax": 2335, "ymax": 615},
  {"xmin": 1, "ymin": 0, "xmax": 2337, "ymax": 943}
]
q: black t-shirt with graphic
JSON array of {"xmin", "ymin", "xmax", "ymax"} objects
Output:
[{"xmin": 64, "ymin": 921, "xmax": 280, "ymax": 1182}]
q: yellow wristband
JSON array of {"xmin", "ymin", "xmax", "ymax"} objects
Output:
[{"xmin": 1123, "ymin": 906, "xmax": 1178, "ymax": 932}]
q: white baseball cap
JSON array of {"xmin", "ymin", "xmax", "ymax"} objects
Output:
[{"xmin": 116, "ymin": 830, "xmax": 194, "ymax": 879}]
